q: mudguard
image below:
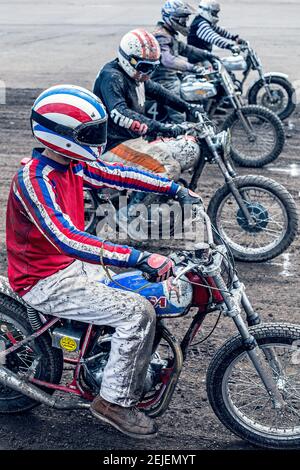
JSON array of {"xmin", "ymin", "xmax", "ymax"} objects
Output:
[
  {"xmin": 247, "ymin": 72, "xmax": 290, "ymax": 98},
  {"xmin": 0, "ymin": 275, "xmax": 26, "ymax": 306}
]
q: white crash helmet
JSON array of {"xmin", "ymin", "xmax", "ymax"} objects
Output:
[
  {"xmin": 31, "ymin": 85, "xmax": 107, "ymax": 162},
  {"xmin": 199, "ymin": 0, "xmax": 221, "ymax": 25},
  {"xmin": 162, "ymin": 0, "xmax": 195, "ymax": 36},
  {"xmin": 118, "ymin": 29, "xmax": 161, "ymax": 82}
]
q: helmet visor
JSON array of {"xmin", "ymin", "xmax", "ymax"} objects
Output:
[{"xmin": 75, "ymin": 117, "xmax": 107, "ymax": 147}]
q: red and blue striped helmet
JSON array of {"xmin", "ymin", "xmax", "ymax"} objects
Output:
[{"xmin": 31, "ymin": 84, "xmax": 108, "ymax": 162}]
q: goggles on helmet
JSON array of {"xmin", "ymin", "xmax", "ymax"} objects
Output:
[
  {"xmin": 119, "ymin": 48, "xmax": 160, "ymax": 75},
  {"xmin": 211, "ymin": 7, "xmax": 220, "ymax": 19}
]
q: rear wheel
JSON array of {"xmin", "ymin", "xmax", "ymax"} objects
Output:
[
  {"xmin": 207, "ymin": 323, "xmax": 300, "ymax": 449},
  {"xmin": 0, "ymin": 295, "xmax": 63, "ymax": 414},
  {"xmin": 222, "ymin": 105, "xmax": 285, "ymax": 167},
  {"xmin": 84, "ymin": 189, "xmax": 98, "ymax": 234}
]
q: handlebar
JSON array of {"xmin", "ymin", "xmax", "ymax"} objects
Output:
[
  {"xmin": 238, "ymin": 41, "xmax": 251, "ymax": 53},
  {"xmin": 171, "ymin": 207, "xmax": 215, "ymax": 286}
]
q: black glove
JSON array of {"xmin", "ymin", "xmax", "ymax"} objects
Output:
[
  {"xmin": 186, "ymin": 104, "xmax": 204, "ymax": 121},
  {"xmin": 158, "ymin": 123, "xmax": 186, "ymax": 139},
  {"xmin": 236, "ymin": 37, "xmax": 247, "ymax": 46},
  {"xmin": 229, "ymin": 44, "xmax": 241, "ymax": 55},
  {"xmin": 136, "ymin": 252, "xmax": 175, "ymax": 283},
  {"xmin": 191, "ymin": 64, "xmax": 206, "ymax": 75},
  {"xmin": 175, "ymin": 186, "xmax": 203, "ymax": 206}
]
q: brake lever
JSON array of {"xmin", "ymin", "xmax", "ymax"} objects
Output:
[{"xmin": 172, "ymin": 263, "xmax": 196, "ymax": 286}]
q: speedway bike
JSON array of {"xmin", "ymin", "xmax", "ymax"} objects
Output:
[
  {"xmin": 222, "ymin": 42, "xmax": 296, "ymax": 121},
  {"xmin": 1, "ymin": 207, "xmax": 300, "ymax": 449},
  {"xmin": 146, "ymin": 59, "xmax": 286, "ymax": 168},
  {"xmin": 84, "ymin": 115, "xmax": 298, "ymax": 263}
]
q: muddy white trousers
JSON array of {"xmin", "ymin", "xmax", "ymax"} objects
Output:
[{"xmin": 23, "ymin": 260, "xmax": 156, "ymax": 407}]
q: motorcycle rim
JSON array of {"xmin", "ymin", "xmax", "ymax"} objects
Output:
[
  {"xmin": 215, "ymin": 185, "xmax": 288, "ymax": 257},
  {"xmin": 207, "ymin": 324, "xmax": 300, "ymax": 448}
]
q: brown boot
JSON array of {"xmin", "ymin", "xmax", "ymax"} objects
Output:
[{"xmin": 90, "ymin": 396, "xmax": 158, "ymax": 439}]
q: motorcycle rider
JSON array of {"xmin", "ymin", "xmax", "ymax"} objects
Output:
[
  {"xmin": 6, "ymin": 84, "xmax": 201, "ymax": 439},
  {"xmin": 188, "ymin": 1, "xmax": 247, "ymax": 55},
  {"xmin": 151, "ymin": 0, "xmax": 218, "ymax": 122},
  {"xmin": 93, "ymin": 28, "xmax": 204, "ymax": 185}
]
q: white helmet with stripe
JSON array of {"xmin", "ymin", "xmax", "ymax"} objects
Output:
[
  {"xmin": 198, "ymin": 0, "xmax": 220, "ymax": 25},
  {"xmin": 31, "ymin": 84, "xmax": 108, "ymax": 162},
  {"xmin": 118, "ymin": 29, "xmax": 161, "ymax": 82}
]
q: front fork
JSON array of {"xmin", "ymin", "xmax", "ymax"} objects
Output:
[
  {"xmin": 212, "ymin": 272, "xmax": 285, "ymax": 408},
  {"xmin": 208, "ymin": 140, "xmax": 257, "ymax": 227},
  {"xmin": 258, "ymin": 68, "xmax": 275, "ymax": 102}
]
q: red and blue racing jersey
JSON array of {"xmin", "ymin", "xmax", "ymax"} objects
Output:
[{"xmin": 6, "ymin": 149, "xmax": 179, "ymax": 296}]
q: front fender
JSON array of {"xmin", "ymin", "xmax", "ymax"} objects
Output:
[
  {"xmin": 246, "ymin": 73, "xmax": 290, "ymax": 98},
  {"xmin": 0, "ymin": 275, "xmax": 26, "ymax": 306}
]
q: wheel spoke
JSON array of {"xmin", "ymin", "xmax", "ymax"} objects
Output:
[{"xmin": 221, "ymin": 342, "xmax": 300, "ymax": 438}]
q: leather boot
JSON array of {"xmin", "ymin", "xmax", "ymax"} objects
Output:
[{"xmin": 90, "ymin": 396, "xmax": 158, "ymax": 439}]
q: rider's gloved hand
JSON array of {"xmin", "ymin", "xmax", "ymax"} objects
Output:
[
  {"xmin": 136, "ymin": 252, "xmax": 175, "ymax": 282},
  {"xmin": 205, "ymin": 53, "xmax": 220, "ymax": 70},
  {"xmin": 230, "ymin": 44, "xmax": 241, "ymax": 55},
  {"xmin": 236, "ymin": 37, "xmax": 247, "ymax": 46},
  {"xmin": 186, "ymin": 104, "xmax": 205, "ymax": 121},
  {"xmin": 175, "ymin": 186, "xmax": 203, "ymax": 207},
  {"xmin": 158, "ymin": 123, "xmax": 186, "ymax": 139},
  {"xmin": 191, "ymin": 64, "xmax": 206, "ymax": 75}
]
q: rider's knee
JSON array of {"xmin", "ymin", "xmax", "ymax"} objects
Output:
[
  {"xmin": 167, "ymin": 160, "xmax": 181, "ymax": 181},
  {"xmin": 130, "ymin": 296, "xmax": 156, "ymax": 333}
]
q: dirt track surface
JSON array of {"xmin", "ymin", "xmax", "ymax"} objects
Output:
[
  {"xmin": 0, "ymin": 0, "xmax": 300, "ymax": 452},
  {"xmin": 0, "ymin": 88, "xmax": 299, "ymax": 451}
]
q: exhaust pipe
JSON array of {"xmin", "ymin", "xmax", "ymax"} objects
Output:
[{"xmin": 0, "ymin": 365, "xmax": 90, "ymax": 410}]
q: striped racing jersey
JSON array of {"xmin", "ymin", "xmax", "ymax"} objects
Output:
[{"xmin": 6, "ymin": 149, "xmax": 179, "ymax": 296}]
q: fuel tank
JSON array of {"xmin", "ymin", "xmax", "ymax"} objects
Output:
[
  {"xmin": 102, "ymin": 271, "xmax": 193, "ymax": 317},
  {"xmin": 181, "ymin": 75, "xmax": 217, "ymax": 102},
  {"xmin": 222, "ymin": 55, "xmax": 247, "ymax": 72}
]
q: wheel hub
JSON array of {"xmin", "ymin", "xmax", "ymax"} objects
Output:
[
  {"xmin": 262, "ymin": 89, "xmax": 285, "ymax": 111},
  {"xmin": 237, "ymin": 202, "xmax": 269, "ymax": 233}
]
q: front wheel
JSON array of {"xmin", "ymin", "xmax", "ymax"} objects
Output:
[
  {"xmin": 207, "ymin": 175, "xmax": 298, "ymax": 262},
  {"xmin": 207, "ymin": 323, "xmax": 300, "ymax": 449},
  {"xmin": 248, "ymin": 76, "xmax": 296, "ymax": 121},
  {"xmin": 222, "ymin": 105, "xmax": 285, "ymax": 167}
]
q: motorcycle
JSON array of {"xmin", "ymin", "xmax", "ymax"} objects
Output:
[
  {"xmin": 146, "ymin": 59, "xmax": 286, "ymax": 168},
  {"xmin": 1, "ymin": 207, "xmax": 300, "ymax": 449},
  {"xmin": 222, "ymin": 42, "xmax": 296, "ymax": 121},
  {"xmin": 84, "ymin": 116, "xmax": 298, "ymax": 263}
]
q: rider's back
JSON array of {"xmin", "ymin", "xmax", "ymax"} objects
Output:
[
  {"xmin": 151, "ymin": 22, "xmax": 183, "ymax": 83},
  {"xmin": 6, "ymin": 152, "xmax": 85, "ymax": 296},
  {"xmin": 93, "ymin": 59, "xmax": 147, "ymax": 151}
]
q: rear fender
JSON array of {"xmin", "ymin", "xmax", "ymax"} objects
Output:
[{"xmin": 0, "ymin": 275, "xmax": 26, "ymax": 306}]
